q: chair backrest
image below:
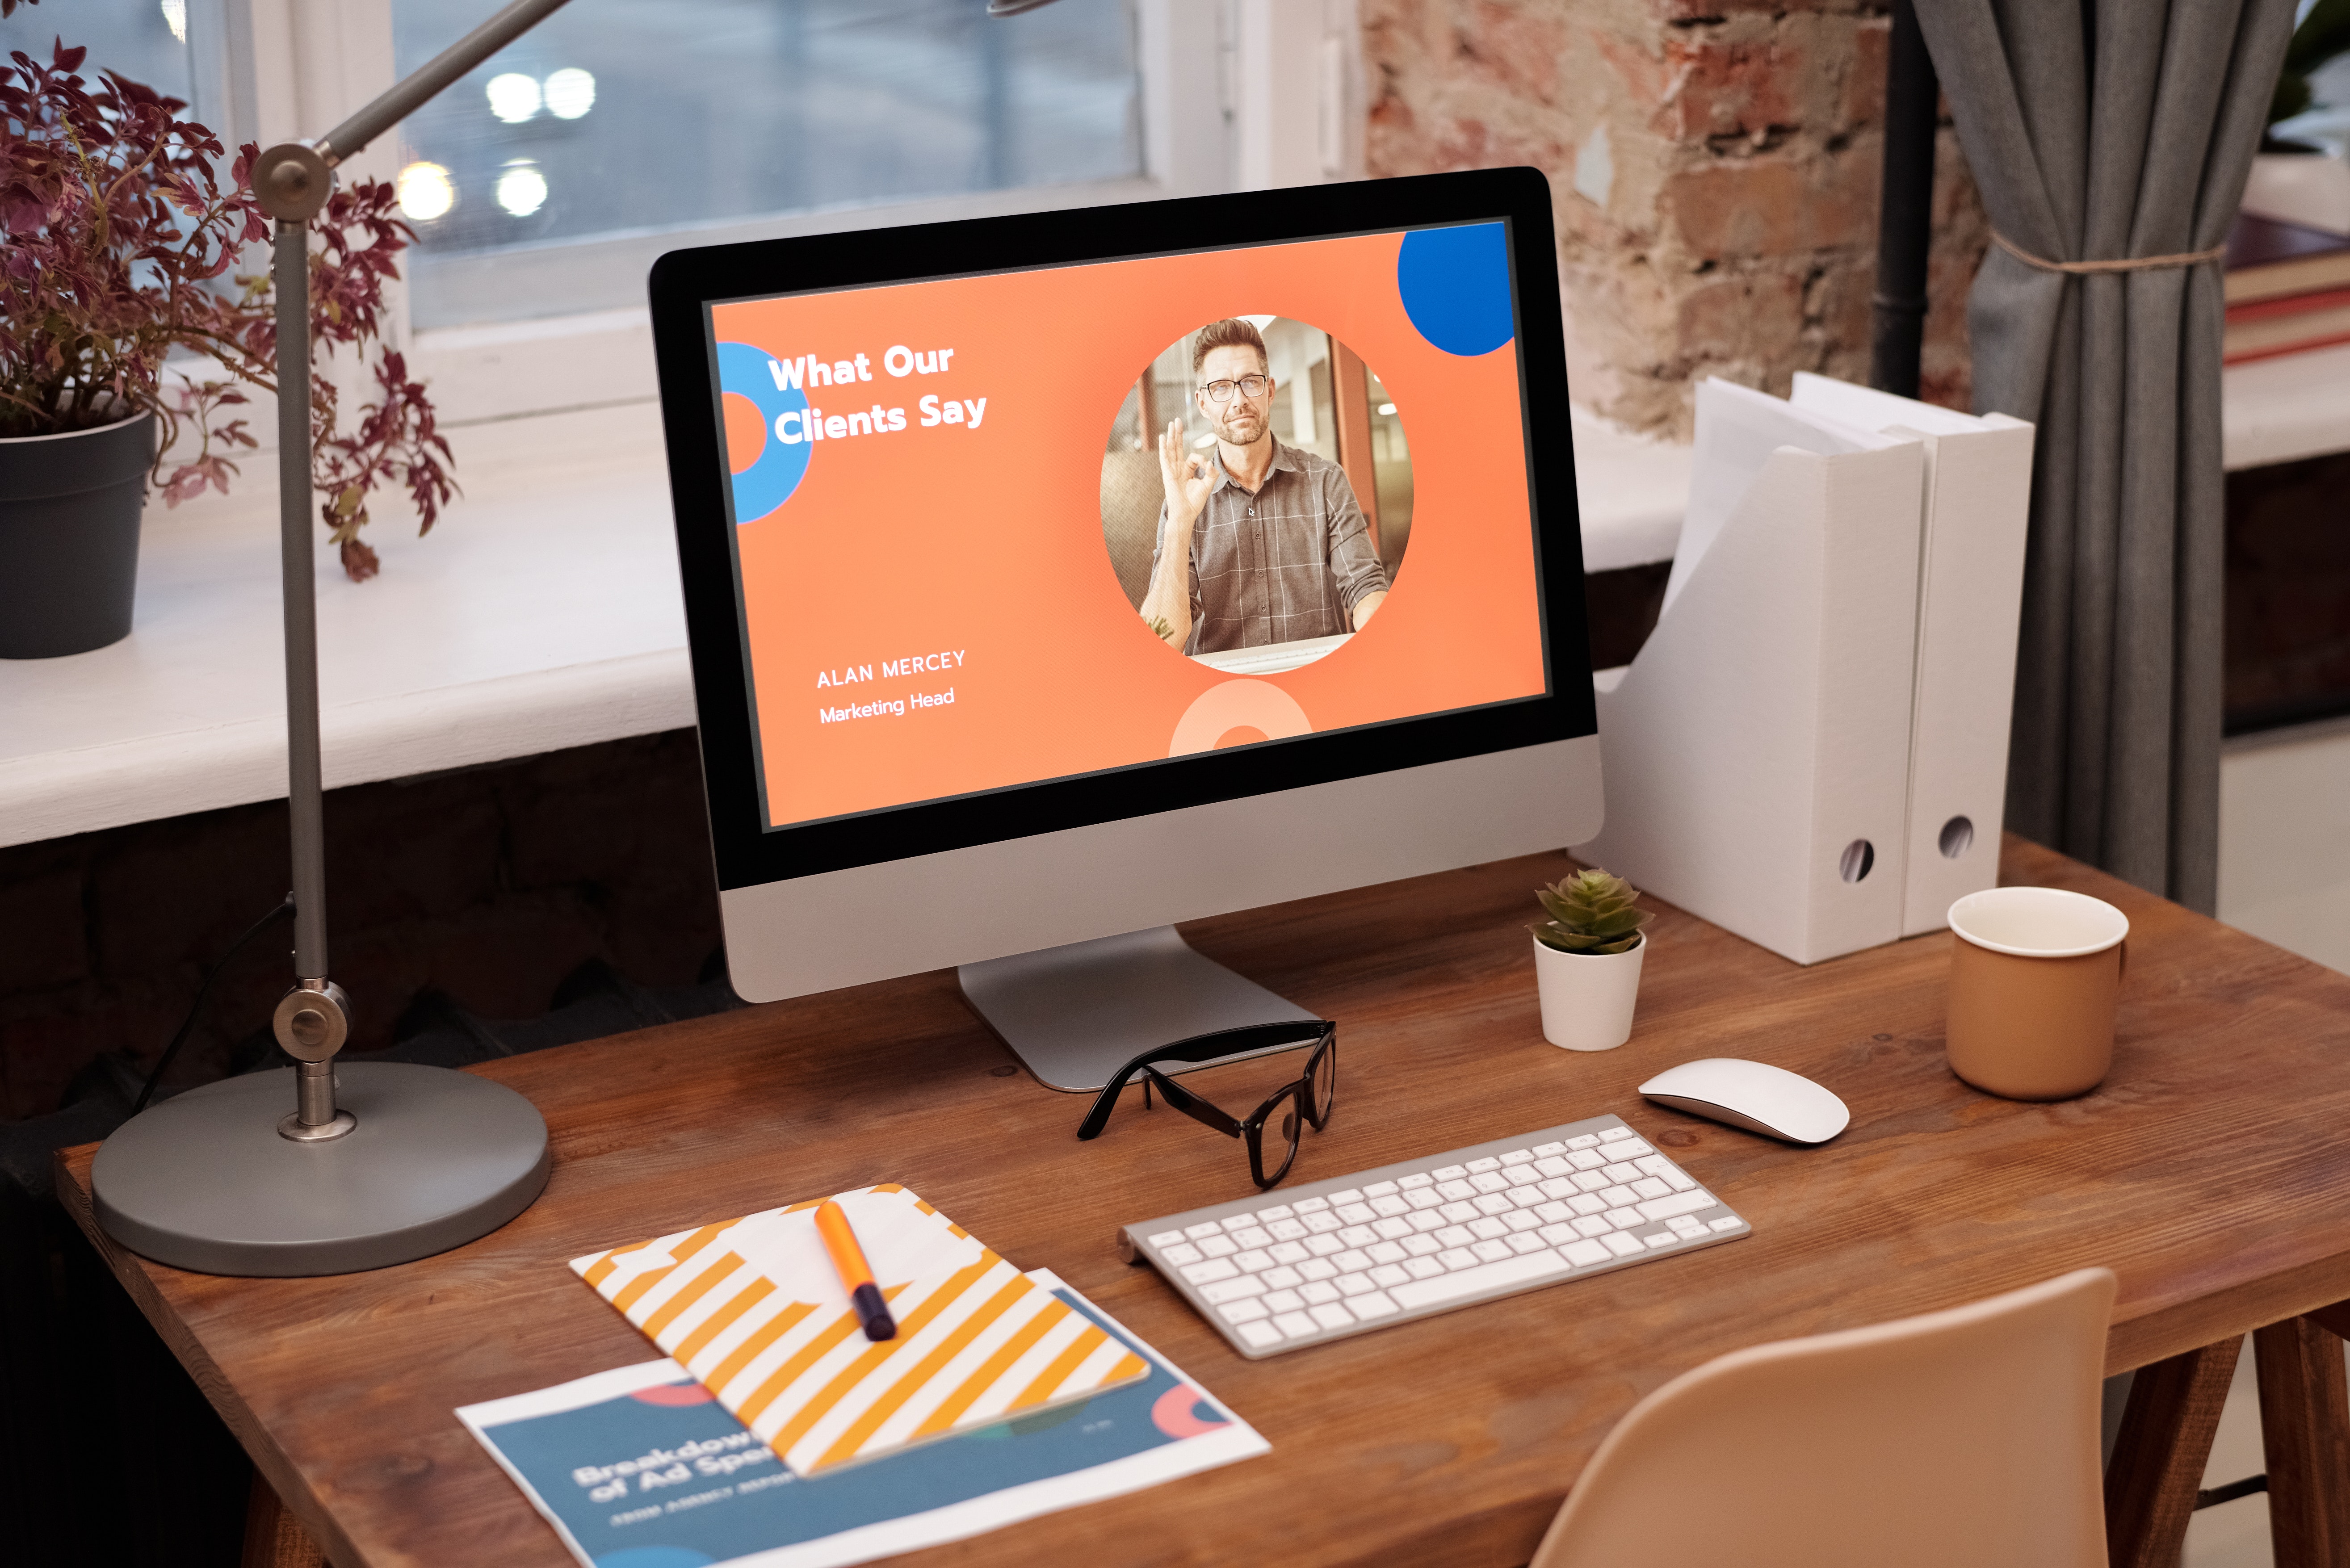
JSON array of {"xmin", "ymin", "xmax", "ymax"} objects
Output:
[{"xmin": 1529, "ymin": 1266, "xmax": 2116, "ymax": 1568}]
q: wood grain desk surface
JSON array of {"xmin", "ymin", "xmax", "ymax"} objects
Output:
[{"xmin": 56, "ymin": 836, "xmax": 2350, "ymax": 1568}]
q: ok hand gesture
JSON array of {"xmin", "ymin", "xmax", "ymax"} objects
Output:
[{"xmin": 1158, "ymin": 419, "xmax": 1215, "ymax": 533}]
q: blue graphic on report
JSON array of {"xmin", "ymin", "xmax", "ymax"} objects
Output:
[
  {"xmin": 1397, "ymin": 222, "xmax": 1516, "ymax": 357},
  {"xmin": 717, "ymin": 340, "xmax": 813, "ymax": 524}
]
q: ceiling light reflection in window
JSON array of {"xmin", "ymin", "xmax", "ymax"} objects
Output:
[
  {"xmin": 543, "ymin": 68, "xmax": 596, "ymax": 119},
  {"xmin": 495, "ymin": 162, "xmax": 549, "ymax": 216},
  {"xmin": 486, "ymin": 71, "xmax": 541, "ymax": 123},
  {"xmin": 397, "ymin": 161, "xmax": 457, "ymax": 221}
]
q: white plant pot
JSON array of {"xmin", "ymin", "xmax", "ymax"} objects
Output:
[{"xmin": 1532, "ymin": 932, "xmax": 1646, "ymax": 1052}]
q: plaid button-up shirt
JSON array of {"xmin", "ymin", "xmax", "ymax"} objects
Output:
[{"xmin": 1152, "ymin": 439, "xmax": 1389, "ymax": 655}]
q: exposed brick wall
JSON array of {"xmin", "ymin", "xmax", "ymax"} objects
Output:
[
  {"xmin": 0, "ymin": 731, "xmax": 722, "ymax": 1122},
  {"xmin": 1362, "ymin": 0, "xmax": 1988, "ymax": 436}
]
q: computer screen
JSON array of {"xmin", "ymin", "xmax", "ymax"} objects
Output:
[
  {"xmin": 705, "ymin": 221, "xmax": 1548, "ymax": 833},
  {"xmin": 653, "ymin": 168, "xmax": 1599, "ymax": 1074}
]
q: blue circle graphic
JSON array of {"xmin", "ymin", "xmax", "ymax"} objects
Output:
[
  {"xmin": 716, "ymin": 340, "xmax": 812, "ymax": 524},
  {"xmin": 1397, "ymin": 223, "xmax": 1516, "ymax": 357}
]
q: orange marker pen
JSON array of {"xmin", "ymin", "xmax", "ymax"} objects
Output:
[{"xmin": 814, "ymin": 1199, "xmax": 896, "ymax": 1342}]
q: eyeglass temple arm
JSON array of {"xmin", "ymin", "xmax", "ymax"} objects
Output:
[
  {"xmin": 1072, "ymin": 1019, "xmax": 1332, "ymax": 1141},
  {"xmin": 1141, "ymin": 1067, "xmax": 1244, "ymax": 1137}
]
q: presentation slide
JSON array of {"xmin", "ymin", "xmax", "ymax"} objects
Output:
[{"xmin": 709, "ymin": 223, "xmax": 1547, "ymax": 830}]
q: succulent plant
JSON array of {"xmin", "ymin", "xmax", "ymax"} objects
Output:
[{"xmin": 1532, "ymin": 868, "xmax": 1653, "ymax": 955}]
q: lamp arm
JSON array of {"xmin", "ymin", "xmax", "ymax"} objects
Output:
[{"xmin": 317, "ymin": 0, "xmax": 576, "ymax": 167}]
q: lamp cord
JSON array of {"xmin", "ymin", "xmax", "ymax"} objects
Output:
[{"xmin": 133, "ymin": 896, "xmax": 298, "ymax": 1114}]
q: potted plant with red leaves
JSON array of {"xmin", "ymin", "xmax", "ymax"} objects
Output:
[{"xmin": 0, "ymin": 25, "xmax": 452, "ymax": 658}]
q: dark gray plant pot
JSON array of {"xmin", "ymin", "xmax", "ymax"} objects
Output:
[{"xmin": 0, "ymin": 411, "xmax": 155, "ymax": 658}]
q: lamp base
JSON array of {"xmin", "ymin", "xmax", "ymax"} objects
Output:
[{"xmin": 92, "ymin": 1062, "xmax": 550, "ymax": 1277}]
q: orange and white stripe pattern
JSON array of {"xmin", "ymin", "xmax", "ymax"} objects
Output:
[{"xmin": 570, "ymin": 1185, "xmax": 1146, "ymax": 1475}]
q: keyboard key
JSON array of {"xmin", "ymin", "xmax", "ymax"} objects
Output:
[
  {"xmin": 1369, "ymin": 1263, "xmax": 1411, "ymax": 1288},
  {"xmin": 1301, "ymin": 1280, "xmax": 1340, "ymax": 1304},
  {"xmin": 1634, "ymin": 1155, "xmax": 1675, "ymax": 1178},
  {"xmin": 1303, "ymin": 1212, "xmax": 1343, "ymax": 1234},
  {"xmin": 1637, "ymin": 1190, "xmax": 1718, "ymax": 1223},
  {"xmin": 1364, "ymin": 1180, "xmax": 1400, "ymax": 1197},
  {"xmin": 1405, "ymin": 1189, "xmax": 1446, "ymax": 1211},
  {"xmin": 1219, "ymin": 1298, "xmax": 1269, "ymax": 1324},
  {"xmin": 1434, "ymin": 1225, "xmax": 1474, "ymax": 1248},
  {"xmin": 1372, "ymin": 1217, "xmax": 1414, "ymax": 1241},
  {"xmin": 1533, "ymin": 1141, "xmax": 1567, "ymax": 1156},
  {"xmin": 1667, "ymin": 1216, "xmax": 1706, "ymax": 1238},
  {"xmin": 1233, "ymin": 1249, "xmax": 1273, "ymax": 1273},
  {"xmin": 1612, "ymin": 1138, "xmax": 1653, "ymax": 1157},
  {"xmin": 1263, "ymin": 1265, "xmax": 1305, "ymax": 1289},
  {"xmin": 1598, "ymin": 1186, "xmax": 1638, "ymax": 1207},
  {"xmin": 1391, "ymin": 1247, "xmax": 1568, "ymax": 1308},
  {"xmin": 1334, "ymin": 1272, "xmax": 1376, "ymax": 1296},
  {"xmin": 1561, "ymin": 1239, "xmax": 1611, "ymax": 1266},
  {"xmin": 1403, "ymin": 1233, "xmax": 1443, "ymax": 1256},
  {"xmin": 1471, "ymin": 1239, "xmax": 1513, "ymax": 1263},
  {"xmin": 1162, "ymin": 1242, "xmax": 1203, "ymax": 1266},
  {"xmin": 1297, "ymin": 1257, "xmax": 1338, "ymax": 1280},
  {"xmin": 1337, "ymin": 1225, "xmax": 1379, "ymax": 1248},
  {"xmin": 1367, "ymin": 1241, "xmax": 1408, "ymax": 1265},
  {"xmin": 1255, "ymin": 1203, "xmax": 1294, "ymax": 1221},
  {"xmin": 1229, "ymin": 1225, "xmax": 1274, "ymax": 1249},
  {"xmin": 1305, "ymin": 1234, "xmax": 1345, "ymax": 1257},
  {"xmin": 1148, "ymin": 1230, "xmax": 1186, "ymax": 1247},
  {"xmin": 1435, "ymin": 1248, "xmax": 1478, "ymax": 1270},
  {"xmin": 1398, "ymin": 1173, "xmax": 1434, "ymax": 1189},
  {"xmin": 1602, "ymin": 1233, "xmax": 1645, "ymax": 1258},
  {"xmin": 1572, "ymin": 1215, "xmax": 1612, "ymax": 1238},
  {"xmin": 1509, "ymin": 1188, "xmax": 1547, "ymax": 1210},
  {"xmin": 1264, "ymin": 1288, "xmax": 1305, "ymax": 1313},
  {"xmin": 1507, "ymin": 1231, "xmax": 1549, "ymax": 1255},
  {"xmin": 1238, "ymin": 1320, "xmax": 1284, "ymax": 1349},
  {"xmin": 1273, "ymin": 1311, "xmax": 1320, "ymax": 1339},
  {"xmin": 1569, "ymin": 1149, "xmax": 1607, "ymax": 1170},
  {"xmin": 1642, "ymin": 1232, "xmax": 1675, "ymax": 1249},
  {"xmin": 1466, "ymin": 1157, "xmax": 1502, "ymax": 1174},
  {"xmin": 1183, "ymin": 1258, "xmax": 1238, "ymax": 1284},
  {"xmin": 1569, "ymin": 1194, "xmax": 1607, "ymax": 1216},
  {"xmin": 1200, "ymin": 1276, "xmax": 1267, "ymax": 1304},
  {"xmin": 1572, "ymin": 1172, "xmax": 1611, "ymax": 1193},
  {"xmin": 1604, "ymin": 1207, "xmax": 1644, "ymax": 1229},
  {"xmin": 1328, "ymin": 1189, "xmax": 1364, "ymax": 1206},
  {"xmin": 1293, "ymin": 1196, "xmax": 1330, "ymax": 1213},
  {"xmin": 1538, "ymin": 1222, "xmax": 1580, "ymax": 1246},
  {"xmin": 1408, "ymin": 1211, "xmax": 1448, "ymax": 1234},
  {"xmin": 1709, "ymin": 1217, "xmax": 1745, "ymax": 1233},
  {"xmin": 1310, "ymin": 1302, "xmax": 1357, "ymax": 1330},
  {"xmin": 1435, "ymin": 1179, "xmax": 1477, "ymax": 1202},
  {"xmin": 1535, "ymin": 1156, "xmax": 1573, "ymax": 1178},
  {"xmin": 1473, "ymin": 1194, "xmax": 1515, "ymax": 1217},
  {"xmin": 1268, "ymin": 1241, "xmax": 1309, "ymax": 1265},
  {"xmin": 1500, "ymin": 1149, "xmax": 1535, "ymax": 1166},
  {"xmin": 1663, "ymin": 1170, "xmax": 1697, "ymax": 1192},
  {"xmin": 1198, "ymin": 1234, "xmax": 1239, "ymax": 1258},
  {"xmin": 1566, "ymin": 1134, "xmax": 1601, "ymax": 1149},
  {"xmin": 1504, "ymin": 1166, "xmax": 1544, "ymax": 1188},
  {"xmin": 1601, "ymin": 1162, "xmax": 1642, "ymax": 1183},
  {"xmin": 1352, "ymin": 1290, "xmax": 1401, "ymax": 1319},
  {"xmin": 1185, "ymin": 1222, "xmax": 1225, "ymax": 1239},
  {"xmin": 1502, "ymin": 1210, "xmax": 1544, "ymax": 1233},
  {"xmin": 1599, "ymin": 1127, "xmax": 1635, "ymax": 1143},
  {"xmin": 1431, "ymin": 1165, "xmax": 1468, "ymax": 1181},
  {"xmin": 1331, "ymin": 1249, "xmax": 1372, "ymax": 1273},
  {"xmin": 1335, "ymin": 1203, "xmax": 1376, "ymax": 1225},
  {"xmin": 1534, "ymin": 1201, "xmax": 1574, "ymax": 1224},
  {"xmin": 1469, "ymin": 1217, "xmax": 1509, "ymax": 1241},
  {"xmin": 1631, "ymin": 1178, "xmax": 1671, "ymax": 1200},
  {"xmin": 1470, "ymin": 1171, "xmax": 1510, "ymax": 1194},
  {"xmin": 1439, "ymin": 1201, "xmax": 1479, "ymax": 1224},
  {"xmin": 1405, "ymin": 1255, "xmax": 1445, "ymax": 1279},
  {"xmin": 1371, "ymin": 1195, "xmax": 1410, "ymax": 1217},
  {"xmin": 1537, "ymin": 1178, "xmax": 1575, "ymax": 1201}
]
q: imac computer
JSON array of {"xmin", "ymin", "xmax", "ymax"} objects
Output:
[{"xmin": 650, "ymin": 166, "xmax": 1600, "ymax": 1091}]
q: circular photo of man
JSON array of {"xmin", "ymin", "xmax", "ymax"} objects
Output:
[{"xmin": 1100, "ymin": 315, "xmax": 1412, "ymax": 675}]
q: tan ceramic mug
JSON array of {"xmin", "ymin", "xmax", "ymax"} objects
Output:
[{"xmin": 1944, "ymin": 887, "xmax": 2129, "ymax": 1100}]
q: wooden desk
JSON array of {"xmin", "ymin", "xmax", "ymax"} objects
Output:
[{"xmin": 56, "ymin": 838, "xmax": 2350, "ymax": 1568}]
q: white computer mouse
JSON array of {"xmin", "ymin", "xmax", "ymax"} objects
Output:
[{"xmin": 1637, "ymin": 1058, "xmax": 1850, "ymax": 1145}]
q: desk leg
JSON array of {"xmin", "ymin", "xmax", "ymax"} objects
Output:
[
  {"xmin": 2255, "ymin": 1311, "xmax": 2350, "ymax": 1568},
  {"xmin": 2105, "ymin": 1336, "xmax": 2244, "ymax": 1568},
  {"xmin": 242, "ymin": 1468, "xmax": 328, "ymax": 1568}
]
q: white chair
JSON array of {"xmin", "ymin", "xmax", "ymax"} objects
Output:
[{"xmin": 1530, "ymin": 1267, "xmax": 2116, "ymax": 1568}]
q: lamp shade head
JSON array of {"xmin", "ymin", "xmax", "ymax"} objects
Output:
[{"xmin": 988, "ymin": 0, "xmax": 1063, "ymax": 12}]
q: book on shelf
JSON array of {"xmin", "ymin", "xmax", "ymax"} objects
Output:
[
  {"xmin": 2224, "ymin": 283, "xmax": 2350, "ymax": 364},
  {"xmin": 2225, "ymin": 211, "xmax": 2350, "ymax": 305}
]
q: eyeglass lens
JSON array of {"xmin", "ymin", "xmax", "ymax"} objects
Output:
[{"xmin": 1203, "ymin": 375, "xmax": 1270, "ymax": 402}]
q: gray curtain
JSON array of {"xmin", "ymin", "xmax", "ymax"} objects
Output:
[{"xmin": 1915, "ymin": 0, "xmax": 2295, "ymax": 913}]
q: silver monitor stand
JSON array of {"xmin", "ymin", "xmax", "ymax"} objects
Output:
[{"xmin": 959, "ymin": 926, "xmax": 1319, "ymax": 1092}]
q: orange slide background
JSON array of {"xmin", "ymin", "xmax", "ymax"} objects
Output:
[{"xmin": 713, "ymin": 229, "xmax": 1546, "ymax": 828}]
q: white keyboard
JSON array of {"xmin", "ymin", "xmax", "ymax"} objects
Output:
[{"xmin": 1118, "ymin": 1114, "xmax": 1749, "ymax": 1357}]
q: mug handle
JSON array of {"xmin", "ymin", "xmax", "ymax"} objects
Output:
[{"xmin": 2116, "ymin": 938, "xmax": 2128, "ymax": 983}]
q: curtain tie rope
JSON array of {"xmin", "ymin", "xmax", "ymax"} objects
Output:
[{"xmin": 1990, "ymin": 229, "xmax": 2227, "ymax": 274}]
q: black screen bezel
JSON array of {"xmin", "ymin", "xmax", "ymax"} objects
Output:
[{"xmin": 649, "ymin": 166, "xmax": 1593, "ymax": 893}]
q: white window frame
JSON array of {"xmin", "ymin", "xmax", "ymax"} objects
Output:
[{"xmin": 182, "ymin": 0, "xmax": 1363, "ymax": 430}]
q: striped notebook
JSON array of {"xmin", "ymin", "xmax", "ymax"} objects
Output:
[{"xmin": 570, "ymin": 1184, "xmax": 1148, "ymax": 1476}]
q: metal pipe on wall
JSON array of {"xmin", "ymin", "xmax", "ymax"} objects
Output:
[{"xmin": 1869, "ymin": 0, "xmax": 1940, "ymax": 398}]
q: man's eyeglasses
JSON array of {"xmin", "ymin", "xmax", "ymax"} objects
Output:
[
  {"xmin": 1200, "ymin": 374, "xmax": 1272, "ymax": 403},
  {"xmin": 1076, "ymin": 1020, "xmax": 1337, "ymax": 1189}
]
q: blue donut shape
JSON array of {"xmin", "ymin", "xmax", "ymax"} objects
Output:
[
  {"xmin": 716, "ymin": 340, "xmax": 812, "ymax": 524},
  {"xmin": 1397, "ymin": 222, "xmax": 1516, "ymax": 358}
]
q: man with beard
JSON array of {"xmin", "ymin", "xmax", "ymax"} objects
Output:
[{"xmin": 1137, "ymin": 318, "xmax": 1389, "ymax": 655}]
